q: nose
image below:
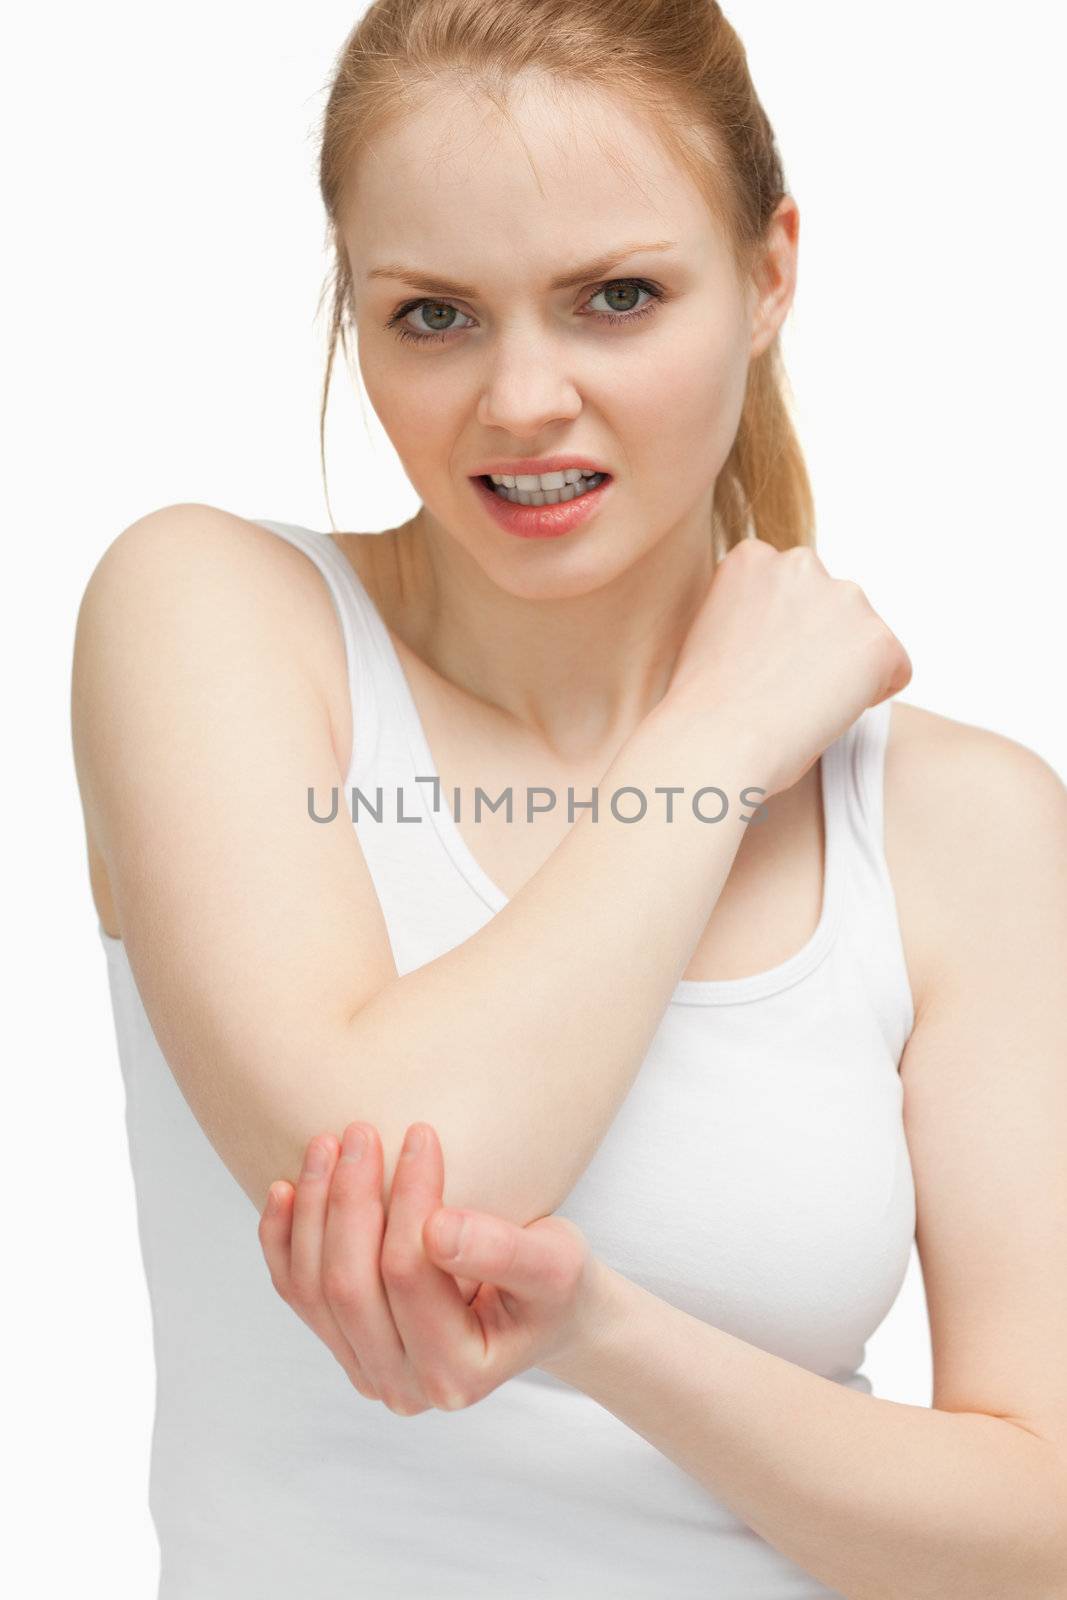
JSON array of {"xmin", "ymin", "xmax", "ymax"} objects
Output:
[{"xmin": 475, "ymin": 323, "xmax": 583, "ymax": 438}]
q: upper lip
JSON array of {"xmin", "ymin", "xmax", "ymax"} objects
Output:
[{"xmin": 471, "ymin": 455, "xmax": 610, "ymax": 478}]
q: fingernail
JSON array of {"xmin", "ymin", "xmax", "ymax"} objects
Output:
[
  {"xmin": 403, "ymin": 1124, "xmax": 426, "ymax": 1156},
  {"xmin": 341, "ymin": 1125, "xmax": 367, "ymax": 1163},
  {"xmin": 434, "ymin": 1213, "xmax": 466, "ymax": 1258},
  {"xmin": 303, "ymin": 1140, "xmax": 329, "ymax": 1177}
]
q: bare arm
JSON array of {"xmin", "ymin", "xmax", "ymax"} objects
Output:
[
  {"xmin": 72, "ymin": 507, "xmax": 798, "ymax": 1226},
  {"xmin": 545, "ymin": 728, "xmax": 1067, "ymax": 1600},
  {"xmin": 331, "ymin": 687, "xmax": 762, "ymax": 1228}
]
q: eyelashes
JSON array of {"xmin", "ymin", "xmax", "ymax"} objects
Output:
[{"xmin": 383, "ymin": 278, "xmax": 666, "ymax": 346}]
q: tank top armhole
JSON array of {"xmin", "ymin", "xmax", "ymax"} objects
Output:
[
  {"xmin": 854, "ymin": 700, "xmax": 917, "ymax": 1050},
  {"xmin": 248, "ymin": 518, "xmax": 381, "ymax": 788}
]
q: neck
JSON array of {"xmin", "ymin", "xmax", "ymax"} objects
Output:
[{"xmin": 379, "ymin": 502, "xmax": 718, "ymax": 760}]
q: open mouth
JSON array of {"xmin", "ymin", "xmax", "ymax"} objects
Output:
[{"xmin": 477, "ymin": 470, "xmax": 610, "ymax": 507}]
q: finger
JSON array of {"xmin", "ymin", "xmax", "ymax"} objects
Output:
[
  {"xmin": 424, "ymin": 1209, "xmax": 583, "ymax": 1309},
  {"xmin": 258, "ymin": 1181, "xmax": 296, "ymax": 1297},
  {"xmin": 289, "ymin": 1133, "xmax": 341, "ymax": 1303},
  {"xmin": 380, "ymin": 1123, "xmax": 478, "ymax": 1396},
  {"xmin": 321, "ymin": 1122, "xmax": 416, "ymax": 1399},
  {"xmin": 287, "ymin": 1133, "xmax": 381, "ymax": 1398}
]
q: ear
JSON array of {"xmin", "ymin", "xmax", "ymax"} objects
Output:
[{"xmin": 748, "ymin": 195, "xmax": 800, "ymax": 360}]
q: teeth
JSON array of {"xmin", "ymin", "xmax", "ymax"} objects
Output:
[
  {"xmin": 489, "ymin": 468, "xmax": 600, "ymax": 490},
  {"xmin": 489, "ymin": 471, "xmax": 606, "ymax": 506}
]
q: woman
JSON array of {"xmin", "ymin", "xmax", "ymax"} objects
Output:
[{"xmin": 72, "ymin": 2, "xmax": 1067, "ymax": 1596}]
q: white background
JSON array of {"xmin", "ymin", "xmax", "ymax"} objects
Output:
[{"xmin": 5, "ymin": 2, "xmax": 1064, "ymax": 1593}]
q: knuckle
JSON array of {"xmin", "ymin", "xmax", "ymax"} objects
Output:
[
  {"xmin": 287, "ymin": 1271, "xmax": 320, "ymax": 1310},
  {"xmin": 321, "ymin": 1264, "xmax": 360, "ymax": 1305},
  {"xmin": 419, "ymin": 1371, "xmax": 446, "ymax": 1409},
  {"xmin": 427, "ymin": 1375, "xmax": 470, "ymax": 1412},
  {"xmin": 380, "ymin": 1247, "xmax": 421, "ymax": 1288},
  {"xmin": 329, "ymin": 1158, "xmax": 367, "ymax": 1200},
  {"xmin": 871, "ymin": 622, "xmax": 896, "ymax": 660},
  {"xmin": 382, "ymin": 1386, "xmax": 428, "ymax": 1418},
  {"xmin": 885, "ymin": 635, "xmax": 909, "ymax": 678},
  {"xmin": 474, "ymin": 1223, "xmax": 514, "ymax": 1279},
  {"xmin": 735, "ymin": 535, "xmax": 771, "ymax": 566},
  {"xmin": 341, "ymin": 1357, "xmax": 378, "ymax": 1401}
]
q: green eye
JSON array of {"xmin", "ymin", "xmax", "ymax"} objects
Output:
[{"xmin": 384, "ymin": 278, "xmax": 666, "ymax": 345}]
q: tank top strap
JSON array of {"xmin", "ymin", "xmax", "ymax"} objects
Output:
[
  {"xmin": 249, "ymin": 519, "xmax": 387, "ymax": 780},
  {"xmin": 833, "ymin": 700, "xmax": 916, "ymax": 1063}
]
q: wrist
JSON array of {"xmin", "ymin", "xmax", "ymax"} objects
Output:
[
  {"xmin": 539, "ymin": 1259, "xmax": 634, "ymax": 1390},
  {"xmin": 641, "ymin": 689, "xmax": 775, "ymax": 802}
]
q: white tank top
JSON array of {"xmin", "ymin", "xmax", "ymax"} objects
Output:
[{"xmin": 97, "ymin": 517, "xmax": 916, "ymax": 1599}]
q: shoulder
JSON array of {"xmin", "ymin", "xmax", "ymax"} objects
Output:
[
  {"xmin": 883, "ymin": 698, "xmax": 1067, "ymax": 1018},
  {"xmin": 73, "ymin": 502, "xmax": 356, "ymax": 815},
  {"xmin": 885, "ymin": 697, "xmax": 1065, "ymax": 812},
  {"xmin": 78, "ymin": 502, "xmax": 338, "ymax": 621},
  {"xmin": 75, "ymin": 501, "xmax": 349, "ymax": 707}
]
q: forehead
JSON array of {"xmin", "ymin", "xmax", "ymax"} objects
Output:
[{"xmin": 345, "ymin": 73, "xmax": 727, "ymax": 291}]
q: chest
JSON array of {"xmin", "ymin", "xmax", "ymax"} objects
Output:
[
  {"xmin": 90, "ymin": 531, "xmax": 928, "ymax": 1017},
  {"xmin": 363, "ymin": 628, "xmax": 831, "ymax": 987}
]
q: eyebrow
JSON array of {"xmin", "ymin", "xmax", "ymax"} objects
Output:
[{"xmin": 365, "ymin": 240, "xmax": 679, "ymax": 297}]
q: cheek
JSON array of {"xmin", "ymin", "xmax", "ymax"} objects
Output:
[
  {"xmin": 625, "ymin": 332, "xmax": 749, "ymax": 495},
  {"xmin": 358, "ymin": 337, "xmax": 459, "ymax": 458},
  {"xmin": 362, "ymin": 365, "xmax": 449, "ymax": 455},
  {"xmin": 359, "ymin": 359, "xmax": 470, "ymax": 516}
]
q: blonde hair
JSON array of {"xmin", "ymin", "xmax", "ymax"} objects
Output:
[{"xmin": 315, "ymin": 0, "xmax": 814, "ymax": 553}]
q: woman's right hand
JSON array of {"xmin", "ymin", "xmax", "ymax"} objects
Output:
[{"xmin": 664, "ymin": 538, "xmax": 912, "ymax": 798}]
